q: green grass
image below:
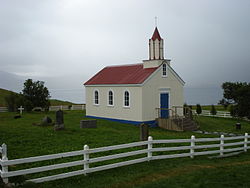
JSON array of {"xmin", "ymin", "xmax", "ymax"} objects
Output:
[
  {"xmin": 1, "ymin": 111, "xmax": 250, "ymax": 187},
  {"xmin": 196, "ymin": 116, "xmax": 250, "ymax": 134},
  {"xmin": 0, "ymin": 88, "xmax": 15, "ymax": 106}
]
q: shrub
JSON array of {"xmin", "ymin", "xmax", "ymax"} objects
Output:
[
  {"xmin": 229, "ymin": 104, "xmax": 238, "ymax": 117},
  {"xmin": 5, "ymin": 93, "xmax": 24, "ymax": 112},
  {"xmin": 196, "ymin": 104, "xmax": 202, "ymax": 114},
  {"xmin": 183, "ymin": 103, "xmax": 188, "ymax": 116},
  {"xmin": 210, "ymin": 105, "xmax": 217, "ymax": 115}
]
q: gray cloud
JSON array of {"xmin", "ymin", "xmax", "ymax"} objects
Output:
[{"xmin": 0, "ymin": 0, "xmax": 250, "ymax": 102}]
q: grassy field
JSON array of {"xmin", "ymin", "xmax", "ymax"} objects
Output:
[
  {"xmin": 196, "ymin": 116, "xmax": 250, "ymax": 134},
  {"xmin": 1, "ymin": 111, "xmax": 250, "ymax": 187},
  {"xmin": 0, "ymin": 88, "xmax": 15, "ymax": 107}
]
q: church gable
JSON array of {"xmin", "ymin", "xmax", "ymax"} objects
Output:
[{"xmin": 142, "ymin": 62, "xmax": 185, "ymax": 87}]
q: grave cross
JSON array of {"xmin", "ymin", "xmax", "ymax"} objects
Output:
[{"xmin": 18, "ymin": 106, "xmax": 24, "ymax": 115}]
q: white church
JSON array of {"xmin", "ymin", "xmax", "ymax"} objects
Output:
[{"xmin": 84, "ymin": 27, "xmax": 185, "ymax": 126}]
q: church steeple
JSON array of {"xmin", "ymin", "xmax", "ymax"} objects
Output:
[{"xmin": 149, "ymin": 27, "xmax": 164, "ymax": 60}]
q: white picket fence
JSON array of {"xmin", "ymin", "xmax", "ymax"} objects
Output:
[
  {"xmin": 0, "ymin": 134, "xmax": 249, "ymax": 184},
  {"xmin": 0, "ymin": 107, "xmax": 8, "ymax": 112},
  {"xmin": 193, "ymin": 110, "xmax": 232, "ymax": 118},
  {"xmin": 49, "ymin": 105, "xmax": 85, "ymax": 111}
]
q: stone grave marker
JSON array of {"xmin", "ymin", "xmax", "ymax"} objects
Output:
[
  {"xmin": 80, "ymin": 120, "xmax": 97, "ymax": 128},
  {"xmin": 18, "ymin": 106, "xmax": 24, "ymax": 115},
  {"xmin": 54, "ymin": 110, "xmax": 65, "ymax": 131},
  {"xmin": 140, "ymin": 123, "xmax": 149, "ymax": 141},
  {"xmin": 41, "ymin": 116, "xmax": 53, "ymax": 126}
]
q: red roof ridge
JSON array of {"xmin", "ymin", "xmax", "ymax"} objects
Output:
[{"xmin": 151, "ymin": 27, "xmax": 162, "ymax": 41}]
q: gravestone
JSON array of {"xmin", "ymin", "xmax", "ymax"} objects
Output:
[
  {"xmin": 80, "ymin": 120, "xmax": 97, "ymax": 128},
  {"xmin": 54, "ymin": 110, "xmax": 65, "ymax": 131},
  {"xmin": 140, "ymin": 123, "xmax": 149, "ymax": 141},
  {"xmin": 18, "ymin": 106, "xmax": 24, "ymax": 115},
  {"xmin": 14, "ymin": 115, "xmax": 21, "ymax": 119},
  {"xmin": 41, "ymin": 116, "xmax": 52, "ymax": 126}
]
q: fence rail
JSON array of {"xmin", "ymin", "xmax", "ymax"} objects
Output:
[
  {"xmin": 49, "ymin": 105, "xmax": 85, "ymax": 111},
  {"xmin": 193, "ymin": 110, "xmax": 232, "ymax": 118},
  {"xmin": 0, "ymin": 133, "xmax": 249, "ymax": 184},
  {"xmin": 0, "ymin": 107, "xmax": 8, "ymax": 112},
  {"xmin": 0, "ymin": 105, "xmax": 85, "ymax": 113}
]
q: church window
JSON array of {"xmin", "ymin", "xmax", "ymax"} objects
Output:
[
  {"xmin": 108, "ymin": 90, "xmax": 114, "ymax": 106},
  {"xmin": 162, "ymin": 63, "xmax": 167, "ymax": 77},
  {"xmin": 124, "ymin": 91, "xmax": 130, "ymax": 107},
  {"xmin": 94, "ymin": 90, "xmax": 99, "ymax": 105}
]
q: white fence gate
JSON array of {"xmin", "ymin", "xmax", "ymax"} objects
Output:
[{"xmin": 0, "ymin": 134, "xmax": 249, "ymax": 184}]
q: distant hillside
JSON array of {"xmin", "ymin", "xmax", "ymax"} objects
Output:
[
  {"xmin": 0, "ymin": 88, "xmax": 15, "ymax": 106},
  {"xmin": 0, "ymin": 88, "xmax": 76, "ymax": 107},
  {"xmin": 49, "ymin": 99, "xmax": 76, "ymax": 106}
]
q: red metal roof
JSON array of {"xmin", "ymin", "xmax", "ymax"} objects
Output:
[
  {"xmin": 84, "ymin": 64, "xmax": 158, "ymax": 85},
  {"xmin": 151, "ymin": 27, "xmax": 162, "ymax": 41}
]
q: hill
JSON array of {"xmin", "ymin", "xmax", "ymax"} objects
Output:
[
  {"xmin": 0, "ymin": 88, "xmax": 76, "ymax": 106},
  {"xmin": 0, "ymin": 88, "xmax": 16, "ymax": 106}
]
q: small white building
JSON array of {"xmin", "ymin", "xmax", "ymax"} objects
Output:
[{"xmin": 84, "ymin": 27, "xmax": 185, "ymax": 125}]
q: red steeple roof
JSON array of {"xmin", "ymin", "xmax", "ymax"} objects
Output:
[
  {"xmin": 151, "ymin": 27, "xmax": 162, "ymax": 41},
  {"xmin": 84, "ymin": 64, "xmax": 158, "ymax": 85}
]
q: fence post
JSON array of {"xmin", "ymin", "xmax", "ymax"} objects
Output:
[
  {"xmin": 244, "ymin": 133, "xmax": 248, "ymax": 152},
  {"xmin": 147, "ymin": 136, "xmax": 153, "ymax": 161},
  {"xmin": 220, "ymin": 135, "xmax": 224, "ymax": 156},
  {"xmin": 71, "ymin": 105, "xmax": 74, "ymax": 110},
  {"xmin": 1, "ymin": 143, "xmax": 9, "ymax": 184},
  {"xmin": 190, "ymin": 135, "xmax": 195, "ymax": 159},
  {"xmin": 60, "ymin": 105, "xmax": 63, "ymax": 110},
  {"xmin": 84, "ymin": 145, "xmax": 89, "ymax": 175}
]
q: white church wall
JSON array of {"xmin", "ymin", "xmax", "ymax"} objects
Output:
[
  {"xmin": 160, "ymin": 40, "xmax": 164, "ymax": 59},
  {"xmin": 85, "ymin": 86, "xmax": 143, "ymax": 122},
  {"xmin": 143, "ymin": 59, "xmax": 163, "ymax": 69},
  {"xmin": 149, "ymin": 40, "xmax": 154, "ymax": 60},
  {"xmin": 154, "ymin": 39, "xmax": 160, "ymax": 59},
  {"xmin": 142, "ymin": 63, "xmax": 184, "ymax": 121}
]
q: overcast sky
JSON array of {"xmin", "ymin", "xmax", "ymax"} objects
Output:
[{"xmin": 0, "ymin": 0, "xmax": 250, "ymax": 103}]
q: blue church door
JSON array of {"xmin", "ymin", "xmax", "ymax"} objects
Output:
[{"xmin": 160, "ymin": 93, "xmax": 169, "ymax": 118}]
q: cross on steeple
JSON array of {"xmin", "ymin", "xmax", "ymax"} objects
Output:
[{"xmin": 154, "ymin": 16, "xmax": 158, "ymax": 27}]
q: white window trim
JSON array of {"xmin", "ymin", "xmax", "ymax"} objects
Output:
[
  {"xmin": 93, "ymin": 89, "xmax": 100, "ymax": 106},
  {"xmin": 107, "ymin": 89, "xmax": 114, "ymax": 107},
  {"xmin": 123, "ymin": 89, "xmax": 130, "ymax": 108},
  {"xmin": 162, "ymin": 63, "xmax": 167, "ymax": 77}
]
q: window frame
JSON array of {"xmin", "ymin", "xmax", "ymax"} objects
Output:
[
  {"xmin": 107, "ymin": 90, "xmax": 114, "ymax": 106},
  {"xmin": 123, "ymin": 90, "xmax": 130, "ymax": 108},
  {"xmin": 162, "ymin": 63, "xmax": 167, "ymax": 77},
  {"xmin": 93, "ymin": 89, "xmax": 99, "ymax": 105}
]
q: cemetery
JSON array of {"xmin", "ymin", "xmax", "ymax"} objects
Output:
[{"xmin": 1, "ymin": 110, "xmax": 250, "ymax": 187}]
